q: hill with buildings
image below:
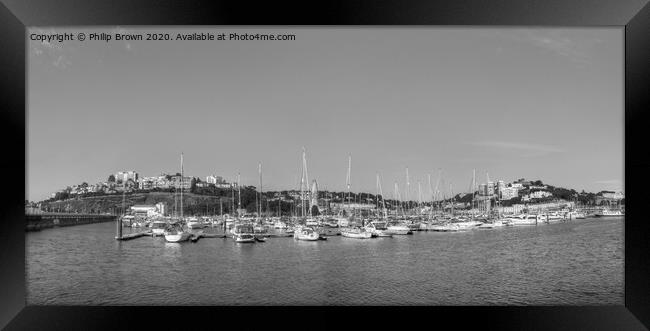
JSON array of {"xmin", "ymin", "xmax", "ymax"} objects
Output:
[{"xmin": 34, "ymin": 173, "xmax": 624, "ymax": 216}]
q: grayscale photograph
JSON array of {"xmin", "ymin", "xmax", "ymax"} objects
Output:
[{"xmin": 26, "ymin": 27, "xmax": 624, "ymax": 305}]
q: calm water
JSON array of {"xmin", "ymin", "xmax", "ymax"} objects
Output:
[{"xmin": 26, "ymin": 218, "xmax": 624, "ymax": 305}]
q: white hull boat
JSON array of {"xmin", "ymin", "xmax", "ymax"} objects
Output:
[
  {"xmin": 386, "ymin": 224, "xmax": 411, "ymax": 235},
  {"xmin": 233, "ymin": 233, "xmax": 256, "ymax": 243},
  {"xmin": 294, "ymin": 226, "xmax": 320, "ymax": 241},
  {"xmin": 164, "ymin": 231, "xmax": 192, "ymax": 243},
  {"xmin": 508, "ymin": 215, "xmax": 541, "ymax": 226},
  {"xmin": 341, "ymin": 227, "xmax": 373, "ymax": 239},
  {"xmin": 595, "ymin": 210, "xmax": 624, "ymax": 217},
  {"xmin": 477, "ymin": 220, "xmax": 507, "ymax": 229},
  {"xmin": 232, "ymin": 224, "xmax": 256, "ymax": 243},
  {"xmin": 433, "ymin": 223, "xmax": 463, "ymax": 232},
  {"xmin": 150, "ymin": 220, "xmax": 168, "ymax": 236}
]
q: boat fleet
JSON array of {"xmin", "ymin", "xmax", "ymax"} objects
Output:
[
  {"xmin": 118, "ymin": 206, "xmax": 620, "ymax": 245},
  {"xmin": 117, "ymin": 150, "xmax": 623, "ymax": 244}
]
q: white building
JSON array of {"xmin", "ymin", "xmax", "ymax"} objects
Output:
[
  {"xmin": 155, "ymin": 202, "xmax": 166, "ymax": 216},
  {"xmin": 602, "ymin": 192, "xmax": 624, "ymax": 200},
  {"xmin": 522, "ymin": 191, "xmax": 552, "ymax": 201},
  {"xmin": 500, "ymin": 187, "xmax": 519, "ymax": 200},
  {"xmin": 116, "ymin": 171, "xmax": 138, "ymax": 184},
  {"xmin": 130, "ymin": 204, "xmax": 165, "ymax": 218}
]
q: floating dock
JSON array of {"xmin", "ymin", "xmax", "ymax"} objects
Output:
[{"xmin": 115, "ymin": 231, "xmax": 152, "ymax": 241}]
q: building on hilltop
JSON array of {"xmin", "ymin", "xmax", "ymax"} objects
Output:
[
  {"xmin": 601, "ymin": 191, "xmax": 624, "ymax": 200},
  {"xmin": 116, "ymin": 171, "xmax": 138, "ymax": 184},
  {"xmin": 206, "ymin": 175, "xmax": 227, "ymax": 184},
  {"xmin": 170, "ymin": 175, "xmax": 192, "ymax": 190},
  {"xmin": 500, "ymin": 187, "xmax": 519, "ymax": 200},
  {"xmin": 522, "ymin": 190, "xmax": 552, "ymax": 201}
]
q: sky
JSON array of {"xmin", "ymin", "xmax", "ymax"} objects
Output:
[{"xmin": 27, "ymin": 27, "xmax": 623, "ymax": 202}]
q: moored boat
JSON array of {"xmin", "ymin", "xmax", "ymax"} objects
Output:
[
  {"xmin": 164, "ymin": 222, "xmax": 192, "ymax": 243},
  {"xmin": 594, "ymin": 209, "xmax": 624, "ymax": 217},
  {"xmin": 186, "ymin": 217, "xmax": 206, "ymax": 229},
  {"xmin": 365, "ymin": 221, "xmax": 392, "ymax": 237},
  {"xmin": 508, "ymin": 214, "xmax": 540, "ymax": 226},
  {"xmin": 385, "ymin": 222, "xmax": 412, "ymax": 235},
  {"xmin": 340, "ymin": 226, "xmax": 373, "ymax": 239},
  {"xmin": 293, "ymin": 226, "xmax": 320, "ymax": 241},
  {"xmin": 232, "ymin": 224, "xmax": 256, "ymax": 243},
  {"xmin": 150, "ymin": 219, "xmax": 168, "ymax": 236}
]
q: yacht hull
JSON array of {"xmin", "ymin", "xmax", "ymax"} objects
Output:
[{"xmin": 164, "ymin": 232, "xmax": 192, "ymax": 243}]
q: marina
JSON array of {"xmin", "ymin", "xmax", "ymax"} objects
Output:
[{"xmin": 24, "ymin": 27, "xmax": 625, "ymax": 311}]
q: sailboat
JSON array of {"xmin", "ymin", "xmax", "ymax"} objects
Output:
[
  {"xmin": 385, "ymin": 182, "xmax": 411, "ymax": 235},
  {"xmin": 165, "ymin": 152, "xmax": 192, "ymax": 243},
  {"xmin": 293, "ymin": 147, "xmax": 321, "ymax": 241},
  {"xmin": 340, "ymin": 154, "xmax": 373, "ymax": 239},
  {"xmin": 255, "ymin": 162, "xmax": 267, "ymax": 242},
  {"xmin": 365, "ymin": 173, "xmax": 392, "ymax": 237}
]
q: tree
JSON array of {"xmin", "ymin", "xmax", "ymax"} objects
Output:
[
  {"xmin": 190, "ymin": 178, "xmax": 197, "ymax": 193},
  {"xmin": 108, "ymin": 175, "xmax": 115, "ymax": 183}
]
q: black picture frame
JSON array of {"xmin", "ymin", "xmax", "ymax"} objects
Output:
[{"xmin": 1, "ymin": 0, "xmax": 648, "ymax": 329}]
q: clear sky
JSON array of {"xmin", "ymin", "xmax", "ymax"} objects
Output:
[{"xmin": 27, "ymin": 27, "xmax": 623, "ymax": 202}]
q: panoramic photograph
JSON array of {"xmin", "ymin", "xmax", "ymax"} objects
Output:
[{"xmin": 26, "ymin": 27, "xmax": 624, "ymax": 305}]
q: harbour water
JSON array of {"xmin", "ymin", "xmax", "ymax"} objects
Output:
[{"xmin": 26, "ymin": 217, "xmax": 623, "ymax": 305}]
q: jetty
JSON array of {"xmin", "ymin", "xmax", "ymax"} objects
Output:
[
  {"xmin": 116, "ymin": 230, "xmax": 152, "ymax": 241},
  {"xmin": 27, "ymin": 212, "xmax": 117, "ymax": 231}
]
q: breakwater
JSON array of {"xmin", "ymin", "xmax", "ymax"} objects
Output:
[{"xmin": 26, "ymin": 213, "xmax": 118, "ymax": 231}]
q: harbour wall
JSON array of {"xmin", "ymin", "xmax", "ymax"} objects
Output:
[{"xmin": 26, "ymin": 213, "xmax": 118, "ymax": 231}]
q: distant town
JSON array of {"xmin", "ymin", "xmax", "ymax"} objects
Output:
[{"xmin": 26, "ymin": 169, "xmax": 625, "ymax": 218}]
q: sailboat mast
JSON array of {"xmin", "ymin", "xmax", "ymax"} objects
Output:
[
  {"xmin": 428, "ymin": 173, "xmax": 433, "ymax": 220},
  {"xmin": 450, "ymin": 182, "xmax": 454, "ymax": 216},
  {"xmin": 237, "ymin": 172, "xmax": 241, "ymax": 217},
  {"xmin": 405, "ymin": 167, "xmax": 410, "ymax": 215},
  {"xmin": 377, "ymin": 173, "xmax": 387, "ymax": 219},
  {"xmin": 418, "ymin": 181, "xmax": 422, "ymax": 214},
  {"xmin": 258, "ymin": 162, "xmax": 262, "ymax": 220},
  {"xmin": 434, "ymin": 169, "xmax": 442, "ymax": 216},
  {"xmin": 486, "ymin": 171, "xmax": 491, "ymax": 217},
  {"xmin": 180, "ymin": 152, "xmax": 183, "ymax": 219},
  {"xmin": 122, "ymin": 178, "xmax": 126, "ymax": 216},
  {"xmin": 346, "ymin": 154, "xmax": 351, "ymax": 217},
  {"xmin": 472, "ymin": 169, "xmax": 476, "ymax": 220},
  {"xmin": 394, "ymin": 182, "xmax": 401, "ymax": 217},
  {"xmin": 300, "ymin": 147, "xmax": 307, "ymax": 218}
]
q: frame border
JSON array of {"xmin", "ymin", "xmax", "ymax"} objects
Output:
[{"xmin": 1, "ymin": 0, "xmax": 648, "ymax": 329}]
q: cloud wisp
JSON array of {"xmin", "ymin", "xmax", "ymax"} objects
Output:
[
  {"xmin": 594, "ymin": 179, "xmax": 622, "ymax": 184},
  {"xmin": 504, "ymin": 29, "xmax": 605, "ymax": 66},
  {"xmin": 468, "ymin": 141, "xmax": 565, "ymax": 157}
]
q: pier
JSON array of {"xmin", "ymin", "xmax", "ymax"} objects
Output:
[
  {"xmin": 116, "ymin": 230, "xmax": 152, "ymax": 240},
  {"xmin": 26, "ymin": 212, "xmax": 118, "ymax": 231}
]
